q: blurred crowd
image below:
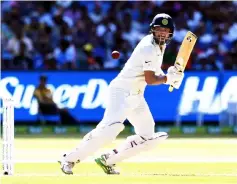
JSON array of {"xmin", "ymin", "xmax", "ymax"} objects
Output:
[{"xmin": 1, "ymin": 1, "xmax": 237, "ymax": 71}]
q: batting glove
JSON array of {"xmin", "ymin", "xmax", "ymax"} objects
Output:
[{"xmin": 165, "ymin": 66, "xmax": 184, "ymax": 89}]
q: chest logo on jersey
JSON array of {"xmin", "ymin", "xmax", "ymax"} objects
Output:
[{"xmin": 145, "ymin": 61, "xmax": 151, "ymax": 63}]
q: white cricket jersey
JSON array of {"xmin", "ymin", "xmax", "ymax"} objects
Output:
[{"xmin": 112, "ymin": 34, "xmax": 166, "ymax": 94}]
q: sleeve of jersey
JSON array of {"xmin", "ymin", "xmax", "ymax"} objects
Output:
[{"xmin": 142, "ymin": 48, "xmax": 156, "ymax": 72}]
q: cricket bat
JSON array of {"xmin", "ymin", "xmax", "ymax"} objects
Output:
[{"xmin": 169, "ymin": 31, "xmax": 197, "ymax": 92}]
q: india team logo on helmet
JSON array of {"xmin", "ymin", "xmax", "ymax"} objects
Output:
[{"xmin": 162, "ymin": 18, "xmax": 168, "ymax": 25}]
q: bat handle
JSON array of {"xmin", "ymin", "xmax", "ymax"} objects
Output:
[{"xmin": 168, "ymin": 85, "xmax": 174, "ymax": 92}]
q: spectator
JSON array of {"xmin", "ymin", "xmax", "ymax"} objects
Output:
[
  {"xmin": 12, "ymin": 41, "xmax": 34, "ymax": 69},
  {"xmin": 34, "ymin": 75, "xmax": 79, "ymax": 125},
  {"xmin": 1, "ymin": 1, "xmax": 237, "ymax": 70},
  {"xmin": 44, "ymin": 50, "xmax": 57, "ymax": 70},
  {"xmin": 89, "ymin": 3, "xmax": 104, "ymax": 24},
  {"xmin": 7, "ymin": 28, "xmax": 34, "ymax": 58},
  {"xmin": 83, "ymin": 43, "xmax": 101, "ymax": 70},
  {"xmin": 54, "ymin": 39, "xmax": 76, "ymax": 69}
]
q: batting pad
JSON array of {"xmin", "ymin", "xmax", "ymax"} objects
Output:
[
  {"xmin": 106, "ymin": 132, "xmax": 168, "ymax": 165},
  {"xmin": 64, "ymin": 122, "xmax": 124, "ymax": 163}
]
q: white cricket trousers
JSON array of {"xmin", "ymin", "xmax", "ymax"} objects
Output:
[
  {"xmin": 63, "ymin": 80, "xmax": 156, "ymax": 163},
  {"xmin": 98, "ymin": 80, "xmax": 155, "ymax": 137}
]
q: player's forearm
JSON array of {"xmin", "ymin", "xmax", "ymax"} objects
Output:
[{"xmin": 147, "ymin": 75, "xmax": 167, "ymax": 85}]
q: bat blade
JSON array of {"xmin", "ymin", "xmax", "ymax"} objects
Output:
[{"xmin": 169, "ymin": 31, "xmax": 197, "ymax": 92}]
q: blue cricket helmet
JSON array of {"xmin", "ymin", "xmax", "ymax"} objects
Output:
[{"xmin": 150, "ymin": 13, "xmax": 175, "ymax": 45}]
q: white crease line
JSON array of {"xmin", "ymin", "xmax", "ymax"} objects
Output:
[
  {"xmin": 1, "ymin": 173, "xmax": 237, "ymax": 177},
  {"xmin": 10, "ymin": 158, "xmax": 237, "ymax": 163}
]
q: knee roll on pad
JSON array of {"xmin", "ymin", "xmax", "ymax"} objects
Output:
[
  {"xmin": 145, "ymin": 132, "xmax": 169, "ymax": 149},
  {"xmin": 123, "ymin": 132, "xmax": 168, "ymax": 150},
  {"xmin": 126, "ymin": 134, "xmax": 146, "ymax": 143},
  {"xmin": 153, "ymin": 132, "xmax": 169, "ymax": 141},
  {"xmin": 121, "ymin": 135, "xmax": 147, "ymax": 150}
]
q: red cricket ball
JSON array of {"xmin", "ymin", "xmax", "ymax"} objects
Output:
[{"xmin": 111, "ymin": 51, "xmax": 120, "ymax": 59}]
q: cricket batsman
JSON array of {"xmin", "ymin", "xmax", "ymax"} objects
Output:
[{"xmin": 59, "ymin": 13, "xmax": 184, "ymax": 175}]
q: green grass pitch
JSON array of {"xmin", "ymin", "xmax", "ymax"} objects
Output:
[{"xmin": 1, "ymin": 135, "xmax": 237, "ymax": 184}]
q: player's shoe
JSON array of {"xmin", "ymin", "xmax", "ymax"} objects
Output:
[
  {"xmin": 58, "ymin": 160, "xmax": 75, "ymax": 175},
  {"xmin": 95, "ymin": 154, "xmax": 120, "ymax": 175}
]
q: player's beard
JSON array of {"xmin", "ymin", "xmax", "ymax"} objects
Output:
[
  {"xmin": 156, "ymin": 36, "xmax": 166, "ymax": 45},
  {"xmin": 152, "ymin": 32, "xmax": 173, "ymax": 45}
]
